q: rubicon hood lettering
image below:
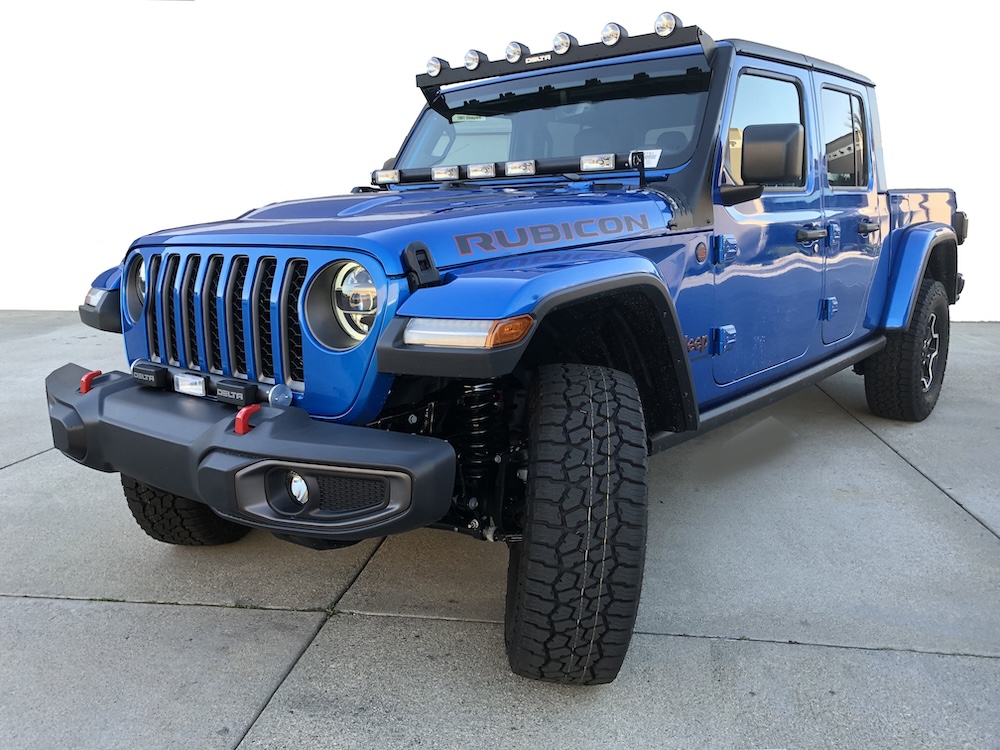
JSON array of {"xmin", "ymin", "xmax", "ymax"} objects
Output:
[{"xmin": 455, "ymin": 213, "xmax": 651, "ymax": 255}]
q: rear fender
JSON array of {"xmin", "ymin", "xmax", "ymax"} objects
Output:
[{"xmin": 881, "ymin": 223, "xmax": 958, "ymax": 330}]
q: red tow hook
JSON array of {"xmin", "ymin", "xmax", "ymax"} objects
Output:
[
  {"xmin": 234, "ymin": 404, "xmax": 262, "ymax": 436},
  {"xmin": 79, "ymin": 370, "xmax": 103, "ymax": 394}
]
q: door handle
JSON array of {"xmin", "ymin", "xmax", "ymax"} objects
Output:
[
  {"xmin": 796, "ymin": 226, "xmax": 828, "ymax": 242},
  {"xmin": 858, "ymin": 220, "xmax": 880, "ymax": 235}
]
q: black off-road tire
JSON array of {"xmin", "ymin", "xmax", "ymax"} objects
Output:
[
  {"xmin": 864, "ymin": 279, "xmax": 950, "ymax": 422},
  {"xmin": 122, "ymin": 474, "xmax": 250, "ymax": 545},
  {"xmin": 505, "ymin": 364, "xmax": 648, "ymax": 685}
]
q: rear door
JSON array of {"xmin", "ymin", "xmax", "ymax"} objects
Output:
[{"xmin": 814, "ymin": 77, "xmax": 883, "ymax": 344}]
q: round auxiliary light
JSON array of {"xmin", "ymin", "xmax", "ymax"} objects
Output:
[
  {"xmin": 426, "ymin": 57, "xmax": 444, "ymax": 77},
  {"xmin": 654, "ymin": 12, "xmax": 682, "ymax": 37},
  {"xmin": 287, "ymin": 472, "xmax": 309, "ymax": 505},
  {"xmin": 333, "ymin": 262, "xmax": 378, "ymax": 342},
  {"xmin": 464, "ymin": 49, "xmax": 485, "ymax": 70},
  {"xmin": 553, "ymin": 32, "xmax": 575, "ymax": 55},
  {"xmin": 601, "ymin": 22, "xmax": 626, "ymax": 46},
  {"xmin": 505, "ymin": 41, "xmax": 528, "ymax": 63}
]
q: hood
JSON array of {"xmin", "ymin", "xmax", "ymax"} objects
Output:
[{"xmin": 136, "ymin": 185, "xmax": 674, "ymax": 276}]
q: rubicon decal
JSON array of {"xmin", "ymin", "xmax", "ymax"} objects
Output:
[{"xmin": 454, "ymin": 213, "xmax": 652, "ymax": 255}]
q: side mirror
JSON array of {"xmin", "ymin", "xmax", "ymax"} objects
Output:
[
  {"xmin": 741, "ymin": 123, "xmax": 804, "ymax": 185},
  {"xmin": 382, "ymin": 157, "xmax": 397, "ymax": 169}
]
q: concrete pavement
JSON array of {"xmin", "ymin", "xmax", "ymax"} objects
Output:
[{"xmin": 1, "ymin": 313, "xmax": 998, "ymax": 749}]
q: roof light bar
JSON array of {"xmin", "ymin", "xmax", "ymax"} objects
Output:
[
  {"xmin": 552, "ymin": 32, "xmax": 577, "ymax": 55},
  {"xmin": 464, "ymin": 49, "xmax": 487, "ymax": 70},
  {"xmin": 415, "ymin": 13, "xmax": 715, "ymax": 95},
  {"xmin": 505, "ymin": 41, "xmax": 529, "ymax": 63},
  {"xmin": 655, "ymin": 12, "xmax": 682, "ymax": 36},
  {"xmin": 601, "ymin": 23, "xmax": 627, "ymax": 46},
  {"xmin": 426, "ymin": 57, "xmax": 447, "ymax": 77}
]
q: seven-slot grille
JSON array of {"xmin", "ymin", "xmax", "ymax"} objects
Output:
[{"xmin": 144, "ymin": 253, "xmax": 307, "ymax": 389}]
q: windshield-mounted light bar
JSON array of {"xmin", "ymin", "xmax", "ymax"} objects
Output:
[
  {"xmin": 373, "ymin": 169, "xmax": 401, "ymax": 185},
  {"xmin": 580, "ymin": 154, "xmax": 616, "ymax": 172},
  {"xmin": 415, "ymin": 14, "xmax": 714, "ymax": 97},
  {"xmin": 369, "ymin": 155, "xmax": 647, "ymax": 187},
  {"xmin": 505, "ymin": 160, "xmax": 536, "ymax": 176},
  {"xmin": 432, "ymin": 166, "xmax": 460, "ymax": 181},
  {"xmin": 467, "ymin": 163, "xmax": 496, "ymax": 179}
]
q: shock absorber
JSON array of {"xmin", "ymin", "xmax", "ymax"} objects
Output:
[{"xmin": 457, "ymin": 381, "xmax": 506, "ymax": 488}]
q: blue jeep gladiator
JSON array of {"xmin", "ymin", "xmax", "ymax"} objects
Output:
[{"xmin": 47, "ymin": 13, "xmax": 967, "ymax": 685}]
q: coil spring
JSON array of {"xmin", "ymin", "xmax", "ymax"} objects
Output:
[{"xmin": 458, "ymin": 382, "xmax": 504, "ymax": 483}]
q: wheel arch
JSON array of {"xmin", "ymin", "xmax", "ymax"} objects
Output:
[
  {"xmin": 515, "ymin": 280, "xmax": 699, "ymax": 438},
  {"xmin": 881, "ymin": 222, "xmax": 959, "ymax": 330}
]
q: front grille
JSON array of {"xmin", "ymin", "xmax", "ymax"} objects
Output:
[
  {"xmin": 316, "ymin": 475, "xmax": 388, "ymax": 514},
  {"xmin": 147, "ymin": 253, "xmax": 307, "ymax": 389}
]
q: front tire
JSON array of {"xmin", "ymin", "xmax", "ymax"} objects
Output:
[
  {"xmin": 864, "ymin": 279, "xmax": 950, "ymax": 422},
  {"xmin": 122, "ymin": 474, "xmax": 250, "ymax": 545},
  {"xmin": 505, "ymin": 364, "xmax": 648, "ymax": 685}
]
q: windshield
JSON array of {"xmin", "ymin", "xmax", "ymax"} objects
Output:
[{"xmin": 397, "ymin": 54, "xmax": 711, "ymax": 175}]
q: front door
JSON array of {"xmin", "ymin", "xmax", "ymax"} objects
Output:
[{"xmin": 712, "ymin": 64, "xmax": 824, "ymax": 386}]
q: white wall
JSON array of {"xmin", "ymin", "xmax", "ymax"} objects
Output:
[{"xmin": 1, "ymin": 1, "xmax": 993, "ymax": 320}]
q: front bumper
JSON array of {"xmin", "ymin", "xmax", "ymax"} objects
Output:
[{"xmin": 46, "ymin": 363, "xmax": 456, "ymax": 543}]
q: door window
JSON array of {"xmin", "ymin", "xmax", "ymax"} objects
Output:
[
  {"xmin": 820, "ymin": 88, "xmax": 868, "ymax": 188},
  {"xmin": 725, "ymin": 74, "xmax": 805, "ymax": 187}
]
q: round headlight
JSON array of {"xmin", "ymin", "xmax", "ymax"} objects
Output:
[
  {"xmin": 136, "ymin": 258, "xmax": 147, "ymax": 304},
  {"xmin": 427, "ymin": 57, "xmax": 444, "ymax": 77},
  {"xmin": 333, "ymin": 262, "xmax": 378, "ymax": 341}
]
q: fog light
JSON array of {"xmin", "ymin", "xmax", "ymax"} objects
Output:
[{"xmin": 288, "ymin": 472, "xmax": 309, "ymax": 505}]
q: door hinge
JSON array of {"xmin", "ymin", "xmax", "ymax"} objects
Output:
[
  {"xmin": 712, "ymin": 324, "xmax": 738, "ymax": 355},
  {"xmin": 821, "ymin": 297, "xmax": 839, "ymax": 320},
  {"xmin": 712, "ymin": 234, "xmax": 738, "ymax": 265}
]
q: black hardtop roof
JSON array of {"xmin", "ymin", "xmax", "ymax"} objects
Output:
[{"xmin": 724, "ymin": 38, "xmax": 875, "ymax": 86}]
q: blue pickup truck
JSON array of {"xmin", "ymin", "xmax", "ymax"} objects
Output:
[{"xmin": 47, "ymin": 13, "xmax": 967, "ymax": 685}]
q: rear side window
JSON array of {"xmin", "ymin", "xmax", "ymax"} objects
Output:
[
  {"xmin": 725, "ymin": 73, "xmax": 805, "ymax": 187},
  {"xmin": 821, "ymin": 88, "xmax": 868, "ymax": 188}
]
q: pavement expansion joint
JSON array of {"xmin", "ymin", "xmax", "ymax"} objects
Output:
[
  {"xmin": 0, "ymin": 447, "xmax": 55, "ymax": 472},
  {"xmin": 0, "ymin": 592, "xmax": 328, "ymax": 614},
  {"xmin": 815, "ymin": 383, "xmax": 1000, "ymax": 542},
  {"xmin": 631, "ymin": 629, "xmax": 1000, "ymax": 661}
]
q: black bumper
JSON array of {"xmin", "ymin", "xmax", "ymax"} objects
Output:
[{"xmin": 46, "ymin": 363, "xmax": 456, "ymax": 543}]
